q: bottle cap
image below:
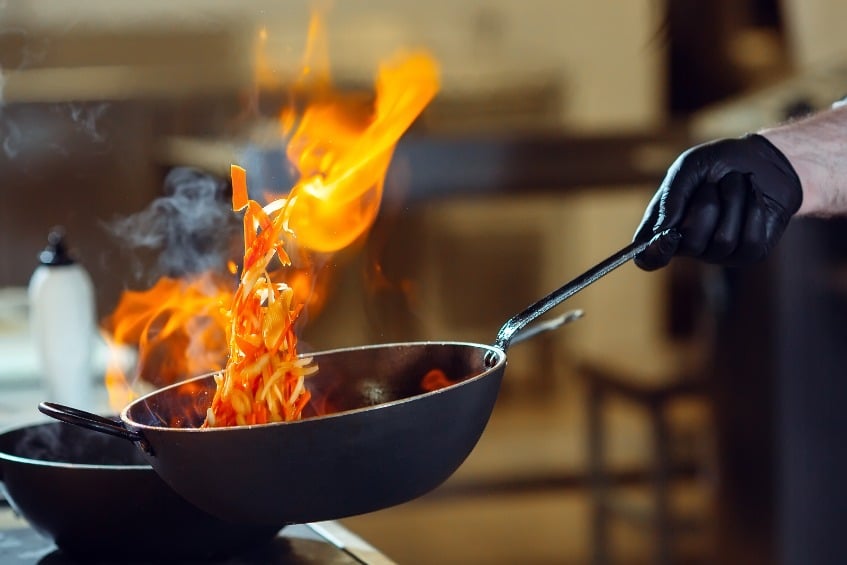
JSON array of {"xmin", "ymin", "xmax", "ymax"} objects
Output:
[{"xmin": 38, "ymin": 227, "xmax": 76, "ymax": 266}]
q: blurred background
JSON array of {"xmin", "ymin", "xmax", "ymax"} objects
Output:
[{"xmin": 2, "ymin": 0, "xmax": 847, "ymax": 563}]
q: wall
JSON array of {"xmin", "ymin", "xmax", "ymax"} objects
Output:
[
  {"xmin": 782, "ymin": 0, "xmax": 847, "ymax": 68},
  {"xmin": 1, "ymin": 0, "xmax": 666, "ymax": 131}
]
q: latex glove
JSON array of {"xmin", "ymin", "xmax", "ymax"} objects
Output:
[{"xmin": 633, "ymin": 133, "xmax": 803, "ymax": 271}]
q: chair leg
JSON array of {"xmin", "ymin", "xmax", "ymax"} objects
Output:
[
  {"xmin": 588, "ymin": 380, "xmax": 610, "ymax": 565},
  {"xmin": 650, "ymin": 401, "xmax": 673, "ymax": 565}
]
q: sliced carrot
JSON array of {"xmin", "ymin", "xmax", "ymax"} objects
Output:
[
  {"xmin": 203, "ymin": 163, "xmax": 315, "ymax": 429},
  {"xmin": 230, "ymin": 165, "xmax": 249, "ymax": 211}
]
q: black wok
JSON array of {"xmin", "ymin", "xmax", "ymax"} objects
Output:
[
  {"xmin": 0, "ymin": 420, "xmax": 281, "ymax": 560},
  {"xmin": 39, "ymin": 231, "xmax": 672, "ymax": 526}
]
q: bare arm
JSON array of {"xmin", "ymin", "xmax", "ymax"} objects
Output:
[{"xmin": 761, "ymin": 104, "xmax": 847, "ymax": 217}]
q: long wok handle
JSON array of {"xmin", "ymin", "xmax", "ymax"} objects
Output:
[
  {"xmin": 493, "ymin": 228, "xmax": 678, "ymax": 351},
  {"xmin": 38, "ymin": 401, "xmax": 145, "ymax": 444}
]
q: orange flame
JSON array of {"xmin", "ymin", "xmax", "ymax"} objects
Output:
[
  {"xmin": 259, "ymin": 12, "xmax": 439, "ymax": 253},
  {"xmin": 283, "ymin": 51, "xmax": 438, "ymax": 253},
  {"xmin": 102, "ymin": 11, "xmax": 439, "ymax": 417},
  {"xmin": 102, "ymin": 274, "xmax": 233, "ymax": 409}
]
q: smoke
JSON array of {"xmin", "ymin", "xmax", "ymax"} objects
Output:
[
  {"xmin": 0, "ymin": 9, "xmax": 12, "ymax": 156},
  {"xmin": 14, "ymin": 422, "xmax": 147, "ymax": 465},
  {"xmin": 1, "ymin": 111, "xmax": 20, "ymax": 157},
  {"xmin": 66, "ymin": 102, "xmax": 110, "ymax": 143},
  {"xmin": 108, "ymin": 167, "xmax": 241, "ymax": 279},
  {"xmin": 0, "ymin": 0, "xmax": 8, "ymax": 109},
  {"xmin": 0, "ymin": 20, "xmax": 111, "ymax": 158}
]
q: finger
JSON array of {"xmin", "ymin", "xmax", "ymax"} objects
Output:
[
  {"xmin": 676, "ymin": 181, "xmax": 720, "ymax": 258},
  {"xmin": 633, "ymin": 189, "xmax": 663, "ymax": 244},
  {"xmin": 633, "ymin": 188, "xmax": 665, "ymax": 269},
  {"xmin": 634, "ymin": 229, "xmax": 682, "ymax": 271},
  {"xmin": 702, "ymin": 172, "xmax": 748, "ymax": 262},
  {"xmin": 653, "ymin": 147, "xmax": 714, "ymax": 230},
  {"xmin": 729, "ymin": 189, "xmax": 768, "ymax": 265}
]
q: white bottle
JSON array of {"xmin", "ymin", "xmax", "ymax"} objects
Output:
[{"xmin": 28, "ymin": 227, "xmax": 96, "ymax": 410}]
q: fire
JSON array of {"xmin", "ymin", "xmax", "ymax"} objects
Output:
[
  {"xmin": 257, "ymin": 13, "xmax": 439, "ymax": 253},
  {"xmin": 282, "ymin": 49, "xmax": 438, "ymax": 252},
  {"xmin": 102, "ymin": 274, "xmax": 232, "ymax": 409},
  {"xmin": 102, "ymin": 11, "xmax": 440, "ymax": 418},
  {"xmin": 420, "ymin": 369, "xmax": 455, "ymax": 392}
]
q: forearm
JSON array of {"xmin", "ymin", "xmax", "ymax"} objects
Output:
[{"xmin": 760, "ymin": 104, "xmax": 847, "ymax": 217}]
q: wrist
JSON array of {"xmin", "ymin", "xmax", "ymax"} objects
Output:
[
  {"xmin": 759, "ymin": 129, "xmax": 819, "ymax": 216},
  {"xmin": 760, "ymin": 105, "xmax": 847, "ymax": 217}
]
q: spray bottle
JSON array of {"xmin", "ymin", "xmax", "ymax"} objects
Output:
[{"xmin": 28, "ymin": 227, "xmax": 96, "ymax": 410}]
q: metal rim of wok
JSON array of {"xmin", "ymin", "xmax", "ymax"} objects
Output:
[
  {"xmin": 125, "ymin": 340, "xmax": 505, "ymax": 433},
  {"xmin": 39, "ymin": 341, "xmax": 507, "ymax": 447}
]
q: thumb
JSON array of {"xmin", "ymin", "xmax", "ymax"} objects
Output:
[{"xmin": 634, "ymin": 228, "xmax": 682, "ymax": 271}]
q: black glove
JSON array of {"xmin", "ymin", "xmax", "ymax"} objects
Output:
[{"xmin": 633, "ymin": 133, "xmax": 803, "ymax": 271}]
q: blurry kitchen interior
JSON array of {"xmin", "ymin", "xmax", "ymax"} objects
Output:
[{"xmin": 1, "ymin": 0, "xmax": 847, "ymax": 563}]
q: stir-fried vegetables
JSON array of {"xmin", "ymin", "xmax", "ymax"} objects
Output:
[{"xmin": 203, "ymin": 166, "xmax": 317, "ymax": 427}]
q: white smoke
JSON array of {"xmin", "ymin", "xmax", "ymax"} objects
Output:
[
  {"xmin": 67, "ymin": 102, "xmax": 109, "ymax": 143},
  {"xmin": 0, "ymin": 4, "xmax": 8, "ymax": 153},
  {"xmin": 1, "ymin": 109, "xmax": 20, "ymax": 157},
  {"xmin": 0, "ymin": 20, "xmax": 110, "ymax": 158},
  {"xmin": 108, "ymin": 167, "xmax": 241, "ymax": 279}
]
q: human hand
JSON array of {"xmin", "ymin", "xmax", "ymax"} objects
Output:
[{"xmin": 633, "ymin": 134, "xmax": 803, "ymax": 270}]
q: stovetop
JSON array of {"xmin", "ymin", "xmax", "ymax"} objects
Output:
[{"xmin": 0, "ymin": 502, "xmax": 391, "ymax": 565}]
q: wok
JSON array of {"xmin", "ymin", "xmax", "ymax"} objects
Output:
[
  {"xmin": 39, "ymin": 230, "xmax": 672, "ymax": 526},
  {"xmin": 0, "ymin": 420, "xmax": 281, "ymax": 560}
]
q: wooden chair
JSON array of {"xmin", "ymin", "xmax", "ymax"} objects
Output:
[{"xmin": 580, "ymin": 359, "xmax": 713, "ymax": 565}]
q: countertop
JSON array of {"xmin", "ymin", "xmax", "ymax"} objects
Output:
[{"xmin": 0, "ymin": 506, "xmax": 394, "ymax": 564}]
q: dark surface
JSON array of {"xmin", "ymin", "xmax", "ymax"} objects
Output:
[
  {"xmin": 706, "ymin": 217, "xmax": 847, "ymax": 564},
  {"xmin": 702, "ymin": 259, "xmax": 776, "ymax": 565},
  {"xmin": 775, "ymin": 218, "xmax": 847, "ymax": 565}
]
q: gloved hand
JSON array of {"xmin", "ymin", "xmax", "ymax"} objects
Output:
[{"xmin": 633, "ymin": 133, "xmax": 803, "ymax": 271}]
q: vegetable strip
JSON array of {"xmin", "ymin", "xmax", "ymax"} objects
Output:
[
  {"xmin": 203, "ymin": 168, "xmax": 316, "ymax": 428},
  {"xmin": 231, "ymin": 165, "xmax": 249, "ymax": 211}
]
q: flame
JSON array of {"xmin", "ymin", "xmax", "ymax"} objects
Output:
[
  {"xmin": 259, "ymin": 12, "xmax": 439, "ymax": 253},
  {"xmin": 420, "ymin": 369, "xmax": 456, "ymax": 392},
  {"xmin": 102, "ymin": 10, "xmax": 439, "ymax": 417},
  {"xmin": 283, "ymin": 51, "xmax": 438, "ymax": 253},
  {"xmin": 102, "ymin": 274, "xmax": 233, "ymax": 410}
]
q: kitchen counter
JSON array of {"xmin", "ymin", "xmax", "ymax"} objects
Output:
[{"xmin": 0, "ymin": 505, "xmax": 393, "ymax": 564}]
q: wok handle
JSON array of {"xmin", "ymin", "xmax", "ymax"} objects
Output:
[
  {"xmin": 38, "ymin": 402, "xmax": 144, "ymax": 444},
  {"xmin": 493, "ymin": 228, "xmax": 678, "ymax": 351},
  {"xmin": 508, "ymin": 309, "xmax": 584, "ymax": 347}
]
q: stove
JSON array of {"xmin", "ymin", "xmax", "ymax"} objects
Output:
[{"xmin": 0, "ymin": 503, "xmax": 392, "ymax": 564}]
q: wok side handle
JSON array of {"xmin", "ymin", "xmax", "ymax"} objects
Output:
[
  {"xmin": 493, "ymin": 228, "xmax": 678, "ymax": 352},
  {"xmin": 38, "ymin": 402, "xmax": 144, "ymax": 444},
  {"xmin": 508, "ymin": 309, "xmax": 585, "ymax": 347}
]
